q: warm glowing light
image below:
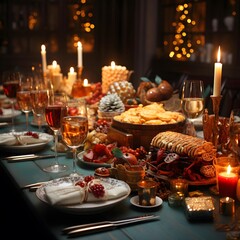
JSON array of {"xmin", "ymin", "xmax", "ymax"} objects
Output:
[
  {"xmin": 184, "ymin": 10, "xmax": 188, "ymax": 14},
  {"xmin": 169, "ymin": 51, "xmax": 174, "ymax": 57},
  {"xmin": 52, "ymin": 60, "xmax": 57, "ymax": 67},
  {"xmin": 70, "ymin": 67, "xmax": 75, "ymax": 73},
  {"xmin": 187, "ymin": 19, "xmax": 191, "ymax": 23},
  {"xmin": 217, "ymin": 46, "xmax": 221, "ymax": 62},
  {"xmin": 227, "ymin": 165, "xmax": 231, "ymax": 174},
  {"xmin": 111, "ymin": 61, "xmax": 116, "ymax": 68},
  {"xmin": 176, "ymin": 53, "xmax": 182, "ymax": 58},
  {"xmin": 192, "ymin": 21, "xmax": 196, "ymax": 25},
  {"xmin": 184, "ymin": 4, "xmax": 188, "ymax": 8},
  {"xmin": 83, "ymin": 78, "xmax": 88, "ymax": 86},
  {"xmin": 182, "ymin": 32, "xmax": 186, "ymax": 36},
  {"xmin": 41, "ymin": 44, "xmax": 46, "ymax": 53}
]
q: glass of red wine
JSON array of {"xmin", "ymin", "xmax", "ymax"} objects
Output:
[
  {"xmin": 2, "ymin": 71, "xmax": 21, "ymax": 132},
  {"xmin": 43, "ymin": 92, "xmax": 68, "ymax": 173}
]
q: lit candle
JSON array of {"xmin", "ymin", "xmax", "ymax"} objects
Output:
[
  {"xmin": 219, "ymin": 197, "xmax": 235, "ymax": 215},
  {"xmin": 101, "ymin": 61, "xmax": 129, "ymax": 94},
  {"xmin": 111, "ymin": 61, "xmax": 116, "ymax": 69},
  {"xmin": 213, "ymin": 46, "xmax": 222, "ymax": 96},
  {"xmin": 51, "ymin": 60, "xmax": 61, "ymax": 74},
  {"xmin": 83, "ymin": 78, "xmax": 89, "ymax": 87},
  {"xmin": 83, "ymin": 78, "xmax": 91, "ymax": 96},
  {"xmin": 77, "ymin": 41, "xmax": 83, "ymax": 68},
  {"xmin": 218, "ymin": 165, "xmax": 238, "ymax": 199},
  {"xmin": 68, "ymin": 67, "xmax": 77, "ymax": 84},
  {"xmin": 41, "ymin": 44, "xmax": 47, "ymax": 73}
]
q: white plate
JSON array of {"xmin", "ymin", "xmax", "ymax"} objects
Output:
[
  {"xmin": 0, "ymin": 131, "xmax": 53, "ymax": 154},
  {"xmin": 0, "ymin": 109, "xmax": 21, "ymax": 121},
  {"xmin": 77, "ymin": 151, "xmax": 112, "ymax": 169},
  {"xmin": 36, "ymin": 176, "xmax": 131, "ymax": 214},
  {"xmin": 130, "ymin": 196, "xmax": 163, "ymax": 209}
]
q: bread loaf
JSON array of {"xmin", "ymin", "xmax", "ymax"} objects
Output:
[{"xmin": 150, "ymin": 131, "xmax": 217, "ymax": 163}]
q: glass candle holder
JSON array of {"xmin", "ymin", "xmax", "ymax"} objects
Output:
[
  {"xmin": 214, "ymin": 156, "xmax": 239, "ymax": 199},
  {"xmin": 170, "ymin": 178, "xmax": 188, "ymax": 196},
  {"xmin": 137, "ymin": 179, "xmax": 158, "ymax": 206}
]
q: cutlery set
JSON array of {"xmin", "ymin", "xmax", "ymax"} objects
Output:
[
  {"xmin": 3, "ymin": 154, "xmax": 57, "ymax": 162},
  {"xmin": 62, "ymin": 214, "xmax": 159, "ymax": 237}
]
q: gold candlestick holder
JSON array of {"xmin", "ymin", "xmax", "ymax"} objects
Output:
[
  {"xmin": 77, "ymin": 66, "xmax": 83, "ymax": 80},
  {"xmin": 210, "ymin": 95, "xmax": 222, "ymax": 148}
]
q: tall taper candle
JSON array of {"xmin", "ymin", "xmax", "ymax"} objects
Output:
[
  {"xmin": 213, "ymin": 46, "xmax": 222, "ymax": 96},
  {"xmin": 77, "ymin": 41, "xmax": 83, "ymax": 68},
  {"xmin": 41, "ymin": 44, "xmax": 47, "ymax": 73}
]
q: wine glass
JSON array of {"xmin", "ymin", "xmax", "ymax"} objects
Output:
[
  {"xmin": 30, "ymin": 75, "xmax": 48, "ymax": 131},
  {"xmin": 43, "ymin": 93, "xmax": 68, "ymax": 173},
  {"xmin": 61, "ymin": 98, "xmax": 88, "ymax": 177},
  {"xmin": 16, "ymin": 72, "xmax": 33, "ymax": 131},
  {"xmin": 2, "ymin": 71, "xmax": 21, "ymax": 132},
  {"xmin": 229, "ymin": 108, "xmax": 240, "ymax": 158},
  {"xmin": 181, "ymin": 80, "xmax": 204, "ymax": 136}
]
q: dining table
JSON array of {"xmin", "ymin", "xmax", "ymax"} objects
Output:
[{"xmin": 0, "ymin": 111, "xmax": 238, "ymax": 240}]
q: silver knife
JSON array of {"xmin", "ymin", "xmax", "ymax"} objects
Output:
[
  {"xmin": 4, "ymin": 154, "xmax": 57, "ymax": 162},
  {"xmin": 64, "ymin": 215, "xmax": 159, "ymax": 237}
]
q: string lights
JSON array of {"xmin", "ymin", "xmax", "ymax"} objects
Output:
[
  {"xmin": 168, "ymin": 3, "xmax": 202, "ymax": 61},
  {"xmin": 71, "ymin": 0, "xmax": 95, "ymax": 51}
]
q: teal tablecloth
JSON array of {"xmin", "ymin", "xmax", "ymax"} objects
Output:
[{"xmin": 0, "ymin": 113, "xmax": 235, "ymax": 240}]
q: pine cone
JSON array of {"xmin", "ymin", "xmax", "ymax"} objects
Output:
[{"xmin": 98, "ymin": 93, "xmax": 125, "ymax": 112}]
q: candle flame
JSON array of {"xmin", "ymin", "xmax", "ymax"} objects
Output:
[
  {"xmin": 226, "ymin": 197, "xmax": 229, "ymax": 202},
  {"xmin": 217, "ymin": 46, "xmax": 221, "ymax": 62},
  {"xmin": 78, "ymin": 41, "xmax": 82, "ymax": 49},
  {"xmin": 52, "ymin": 60, "xmax": 57, "ymax": 67},
  {"xmin": 111, "ymin": 61, "xmax": 116, "ymax": 68},
  {"xmin": 70, "ymin": 67, "xmax": 74, "ymax": 73},
  {"xmin": 41, "ymin": 44, "xmax": 46, "ymax": 52},
  {"xmin": 227, "ymin": 165, "xmax": 231, "ymax": 174},
  {"xmin": 83, "ymin": 78, "xmax": 88, "ymax": 86}
]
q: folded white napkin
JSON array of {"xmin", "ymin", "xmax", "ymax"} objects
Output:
[
  {"xmin": 0, "ymin": 134, "xmax": 47, "ymax": 146},
  {"xmin": 45, "ymin": 185, "xmax": 85, "ymax": 205},
  {"xmin": 0, "ymin": 134, "xmax": 17, "ymax": 146},
  {"xmin": 44, "ymin": 179, "xmax": 129, "ymax": 206},
  {"xmin": 1, "ymin": 108, "xmax": 12, "ymax": 116}
]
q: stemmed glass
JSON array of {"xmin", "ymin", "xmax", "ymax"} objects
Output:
[
  {"xmin": 61, "ymin": 98, "xmax": 88, "ymax": 177},
  {"xmin": 43, "ymin": 93, "xmax": 68, "ymax": 173},
  {"xmin": 181, "ymin": 80, "xmax": 204, "ymax": 135},
  {"xmin": 2, "ymin": 71, "xmax": 21, "ymax": 132},
  {"xmin": 16, "ymin": 72, "xmax": 33, "ymax": 131},
  {"xmin": 30, "ymin": 75, "xmax": 48, "ymax": 131},
  {"xmin": 229, "ymin": 108, "xmax": 240, "ymax": 158}
]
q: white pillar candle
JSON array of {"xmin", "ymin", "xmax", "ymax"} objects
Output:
[
  {"xmin": 52, "ymin": 73, "xmax": 63, "ymax": 91},
  {"xmin": 68, "ymin": 67, "xmax": 77, "ymax": 84},
  {"xmin": 77, "ymin": 41, "xmax": 83, "ymax": 68},
  {"xmin": 41, "ymin": 44, "xmax": 47, "ymax": 73},
  {"xmin": 213, "ymin": 46, "xmax": 222, "ymax": 96},
  {"xmin": 101, "ymin": 61, "xmax": 129, "ymax": 94}
]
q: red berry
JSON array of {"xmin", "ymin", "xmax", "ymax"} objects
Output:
[
  {"xmin": 84, "ymin": 175, "xmax": 95, "ymax": 183},
  {"xmin": 89, "ymin": 183, "xmax": 105, "ymax": 198},
  {"xmin": 75, "ymin": 180, "xmax": 86, "ymax": 188}
]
